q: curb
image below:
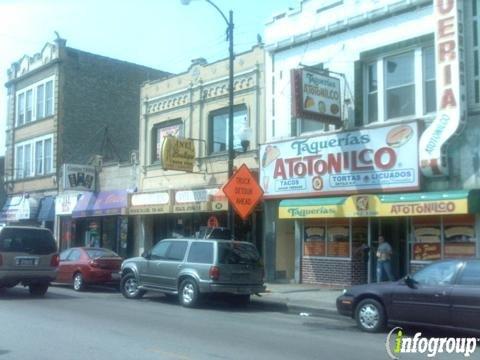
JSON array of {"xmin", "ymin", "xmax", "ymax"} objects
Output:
[{"xmin": 250, "ymin": 298, "xmax": 343, "ymax": 319}]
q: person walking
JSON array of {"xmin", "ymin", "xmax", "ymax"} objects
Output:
[{"xmin": 376, "ymin": 235, "xmax": 394, "ymax": 282}]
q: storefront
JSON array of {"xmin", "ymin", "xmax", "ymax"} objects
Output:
[
  {"xmin": 55, "ymin": 191, "xmax": 84, "ymax": 251},
  {"xmin": 71, "ymin": 190, "xmax": 132, "ymax": 258},
  {"xmin": 0, "ymin": 194, "xmax": 39, "ymax": 225},
  {"xmin": 279, "ymin": 191, "xmax": 480, "ymax": 285},
  {"xmin": 131, "ymin": 187, "xmax": 262, "ymax": 255}
]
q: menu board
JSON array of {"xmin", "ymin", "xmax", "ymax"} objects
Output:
[
  {"xmin": 304, "ymin": 241, "xmax": 326, "ymax": 256},
  {"xmin": 304, "ymin": 225, "xmax": 325, "ymax": 256},
  {"xmin": 413, "ymin": 243, "xmax": 441, "ymax": 261}
]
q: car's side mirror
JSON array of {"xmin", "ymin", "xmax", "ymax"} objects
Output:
[
  {"xmin": 404, "ymin": 275, "xmax": 417, "ymax": 289},
  {"xmin": 142, "ymin": 251, "xmax": 151, "ymax": 259}
]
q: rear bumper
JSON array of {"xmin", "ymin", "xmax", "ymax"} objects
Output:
[
  {"xmin": 336, "ymin": 295, "xmax": 355, "ymax": 317},
  {"xmin": 84, "ymin": 269, "xmax": 121, "ymax": 284},
  {"xmin": 201, "ymin": 283, "xmax": 266, "ymax": 295},
  {"xmin": 0, "ymin": 269, "xmax": 57, "ymax": 285}
]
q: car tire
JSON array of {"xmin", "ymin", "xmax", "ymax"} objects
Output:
[
  {"xmin": 73, "ymin": 272, "xmax": 85, "ymax": 292},
  {"xmin": 355, "ymin": 298, "xmax": 386, "ymax": 333},
  {"xmin": 179, "ymin": 278, "xmax": 200, "ymax": 308},
  {"xmin": 29, "ymin": 283, "xmax": 49, "ymax": 297},
  {"xmin": 121, "ymin": 273, "xmax": 145, "ymax": 299}
]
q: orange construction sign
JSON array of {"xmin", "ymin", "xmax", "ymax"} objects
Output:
[{"xmin": 223, "ymin": 164, "xmax": 264, "ymax": 220}]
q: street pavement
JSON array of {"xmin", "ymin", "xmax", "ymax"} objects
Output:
[{"xmin": 0, "ymin": 284, "xmax": 387, "ymax": 360}]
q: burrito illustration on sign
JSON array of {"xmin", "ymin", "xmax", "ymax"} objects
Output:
[
  {"xmin": 262, "ymin": 145, "xmax": 281, "ymax": 168},
  {"xmin": 386, "ymin": 125, "xmax": 413, "ymax": 147},
  {"xmin": 304, "ymin": 96, "xmax": 315, "ymax": 109}
]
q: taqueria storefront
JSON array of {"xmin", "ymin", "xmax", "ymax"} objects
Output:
[
  {"xmin": 260, "ymin": 121, "xmax": 480, "ymax": 286},
  {"xmin": 278, "ymin": 191, "xmax": 480, "ymax": 286}
]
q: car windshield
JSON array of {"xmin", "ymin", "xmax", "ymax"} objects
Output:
[
  {"xmin": 218, "ymin": 242, "xmax": 260, "ymax": 265},
  {"xmin": 85, "ymin": 248, "xmax": 119, "ymax": 259},
  {"xmin": 0, "ymin": 228, "xmax": 57, "ymax": 255}
]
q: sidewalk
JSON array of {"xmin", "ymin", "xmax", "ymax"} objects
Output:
[{"xmin": 251, "ymin": 282, "xmax": 343, "ymax": 317}]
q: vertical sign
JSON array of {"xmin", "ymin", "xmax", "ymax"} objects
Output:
[{"xmin": 419, "ymin": 0, "xmax": 466, "ymax": 176}]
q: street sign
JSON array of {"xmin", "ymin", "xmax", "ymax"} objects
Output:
[{"xmin": 223, "ymin": 164, "xmax": 264, "ymax": 220}]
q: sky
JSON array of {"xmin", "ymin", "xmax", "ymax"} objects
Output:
[{"xmin": 0, "ymin": 0, "xmax": 298, "ymax": 156}]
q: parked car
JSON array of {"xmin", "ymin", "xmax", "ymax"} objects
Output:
[
  {"xmin": 120, "ymin": 238, "xmax": 265, "ymax": 307},
  {"xmin": 0, "ymin": 226, "xmax": 59, "ymax": 296},
  {"xmin": 56, "ymin": 247, "xmax": 122, "ymax": 291},
  {"xmin": 337, "ymin": 259, "xmax": 480, "ymax": 334}
]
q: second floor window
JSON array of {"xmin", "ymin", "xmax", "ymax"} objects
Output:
[
  {"xmin": 151, "ymin": 120, "xmax": 183, "ymax": 164},
  {"xmin": 208, "ymin": 105, "xmax": 248, "ymax": 154},
  {"xmin": 364, "ymin": 46, "xmax": 435, "ymax": 124},
  {"xmin": 15, "ymin": 135, "xmax": 54, "ymax": 179}
]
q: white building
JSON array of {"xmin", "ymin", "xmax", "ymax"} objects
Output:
[{"xmin": 261, "ymin": 0, "xmax": 480, "ymax": 285}]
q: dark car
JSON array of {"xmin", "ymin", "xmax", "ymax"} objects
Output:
[
  {"xmin": 337, "ymin": 259, "xmax": 480, "ymax": 334},
  {"xmin": 56, "ymin": 247, "xmax": 122, "ymax": 291},
  {"xmin": 0, "ymin": 226, "xmax": 59, "ymax": 296}
]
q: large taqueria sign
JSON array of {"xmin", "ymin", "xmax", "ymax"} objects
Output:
[
  {"xmin": 279, "ymin": 192, "xmax": 471, "ymax": 219},
  {"xmin": 419, "ymin": 0, "xmax": 466, "ymax": 177},
  {"xmin": 260, "ymin": 122, "xmax": 419, "ymax": 199}
]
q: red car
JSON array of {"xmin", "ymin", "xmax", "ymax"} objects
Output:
[{"xmin": 56, "ymin": 247, "xmax": 122, "ymax": 291}]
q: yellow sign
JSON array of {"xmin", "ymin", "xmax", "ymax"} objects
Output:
[
  {"xmin": 161, "ymin": 136, "xmax": 195, "ymax": 172},
  {"xmin": 279, "ymin": 195, "xmax": 469, "ymax": 219}
]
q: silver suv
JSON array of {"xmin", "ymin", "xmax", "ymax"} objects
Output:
[
  {"xmin": 0, "ymin": 226, "xmax": 59, "ymax": 296},
  {"xmin": 120, "ymin": 239, "xmax": 265, "ymax": 307}
]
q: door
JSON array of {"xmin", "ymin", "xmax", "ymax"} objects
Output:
[
  {"xmin": 451, "ymin": 260, "xmax": 480, "ymax": 331},
  {"xmin": 390, "ymin": 260, "xmax": 460, "ymax": 326},
  {"xmin": 161, "ymin": 241, "xmax": 189, "ymax": 290},
  {"xmin": 142, "ymin": 241, "xmax": 170, "ymax": 287},
  {"xmin": 370, "ymin": 218, "xmax": 407, "ymax": 282}
]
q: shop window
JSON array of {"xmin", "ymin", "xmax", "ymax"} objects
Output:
[
  {"xmin": 326, "ymin": 219, "xmax": 349, "ymax": 257},
  {"xmin": 208, "ymin": 104, "xmax": 247, "ymax": 154},
  {"xmin": 352, "ymin": 218, "xmax": 368, "ymax": 260},
  {"xmin": 151, "ymin": 120, "xmax": 183, "ymax": 164},
  {"xmin": 412, "ymin": 216, "xmax": 441, "ymax": 261},
  {"xmin": 304, "ymin": 219, "xmax": 350, "ymax": 258},
  {"xmin": 443, "ymin": 215, "xmax": 476, "ymax": 259},
  {"xmin": 304, "ymin": 220, "xmax": 326, "ymax": 256}
]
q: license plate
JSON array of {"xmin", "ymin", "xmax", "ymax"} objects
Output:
[{"xmin": 16, "ymin": 258, "xmax": 36, "ymax": 266}]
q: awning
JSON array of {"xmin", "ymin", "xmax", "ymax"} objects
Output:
[
  {"xmin": 72, "ymin": 190, "xmax": 128, "ymax": 218},
  {"xmin": 37, "ymin": 196, "xmax": 55, "ymax": 222},
  {"xmin": 129, "ymin": 191, "xmax": 171, "ymax": 215},
  {"xmin": 0, "ymin": 195, "xmax": 39, "ymax": 222},
  {"xmin": 279, "ymin": 190, "xmax": 480, "ymax": 219}
]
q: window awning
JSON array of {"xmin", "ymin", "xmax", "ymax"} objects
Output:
[
  {"xmin": 72, "ymin": 190, "xmax": 128, "ymax": 218},
  {"xmin": 37, "ymin": 196, "xmax": 55, "ymax": 222},
  {"xmin": 279, "ymin": 190, "xmax": 480, "ymax": 219},
  {"xmin": 0, "ymin": 195, "xmax": 39, "ymax": 222}
]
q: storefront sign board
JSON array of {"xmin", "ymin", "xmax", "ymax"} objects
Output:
[
  {"xmin": 63, "ymin": 164, "xmax": 96, "ymax": 191},
  {"xmin": 129, "ymin": 192, "xmax": 171, "ymax": 215},
  {"xmin": 173, "ymin": 188, "xmax": 218, "ymax": 213},
  {"xmin": 261, "ymin": 122, "xmax": 419, "ymax": 198},
  {"xmin": 279, "ymin": 192, "xmax": 470, "ymax": 219},
  {"xmin": 291, "ymin": 68, "xmax": 342, "ymax": 126},
  {"xmin": 161, "ymin": 136, "xmax": 195, "ymax": 172},
  {"xmin": 419, "ymin": 0, "xmax": 466, "ymax": 177}
]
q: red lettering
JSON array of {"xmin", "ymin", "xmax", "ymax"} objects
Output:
[
  {"xmin": 294, "ymin": 161, "xmax": 307, "ymax": 177},
  {"xmin": 438, "ymin": 16, "xmax": 455, "ymax": 38},
  {"xmin": 441, "ymin": 88, "xmax": 457, "ymax": 108},
  {"xmin": 436, "ymin": 0, "xmax": 453, "ymax": 15},
  {"xmin": 375, "ymin": 147, "xmax": 397, "ymax": 170},
  {"xmin": 327, "ymin": 153, "xmax": 341, "ymax": 173},
  {"xmin": 439, "ymin": 40, "xmax": 456, "ymax": 62},
  {"xmin": 273, "ymin": 159, "xmax": 287, "ymax": 179}
]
